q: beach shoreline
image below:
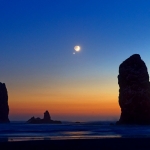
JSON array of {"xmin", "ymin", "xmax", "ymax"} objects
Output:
[{"xmin": 0, "ymin": 138, "xmax": 150, "ymax": 150}]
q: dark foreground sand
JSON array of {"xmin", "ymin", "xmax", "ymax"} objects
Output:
[{"xmin": 0, "ymin": 138, "xmax": 150, "ymax": 150}]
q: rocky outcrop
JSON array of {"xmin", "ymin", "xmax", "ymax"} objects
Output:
[
  {"xmin": 43, "ymin": 110, "xmax": 51, "ymax": 122},
  {"xmin": 117, "ymin": 54, "xmax": 150, "ymax": 124},
  {"xmin": 27, "ymin": 110, "xmax": 61, "ymax": 124},
  {"xmin": 0, "ymin": 83, "xmax": 9, "ymax": 123}
]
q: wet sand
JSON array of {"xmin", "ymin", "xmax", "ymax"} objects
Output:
[{"xmin": 0, "ymin": 138, "xmax": 150, "ymax": 150}]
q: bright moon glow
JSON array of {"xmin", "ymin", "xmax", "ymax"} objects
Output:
[{"xmin": 74, "ymin": 46, "xmax": 80, "ymax": 51}]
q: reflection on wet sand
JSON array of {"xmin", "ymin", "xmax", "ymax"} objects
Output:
[{"xmin": 7, "ymin": 131, "xmax": 121, "ymax": 142}]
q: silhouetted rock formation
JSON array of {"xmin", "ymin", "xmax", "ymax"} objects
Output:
[
  {"xmin": 0, "ymin": 83, "xmax": 9, "ymax": 123},
  {"xmin": 117, "ymin": 54, "xmax": 150, "ymax": 124},
  {"xmin": 27, "ymin": 110, "xmax": 61, "ymax": 124},
  {"xmin": 43, "ymin": 110, "xmax": 51, "ymax": 121}
]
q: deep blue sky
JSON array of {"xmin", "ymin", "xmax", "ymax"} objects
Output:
[{"xmin": 1, "ymin": 0, "xmax": 150, "ymax": 121}]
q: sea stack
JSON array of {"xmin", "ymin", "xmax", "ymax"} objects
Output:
[
  {"xmin": 0, "ymin": 82, "xmax": 10, "ymax": 123},
  {"xmin": 117, "ymin": 54, "xmax": 150, "ymax": 124},
  {"xmin": 43, "ymin": 110, "xmax": 51, "ymax": 122},
  {"xmin": 27, "ymin": 110, "xmax": 61, "ymax": 124}
]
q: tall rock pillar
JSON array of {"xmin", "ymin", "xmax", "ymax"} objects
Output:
[
  {"xmin": 117, "ymin": 54, "xmax": 150, "ymax": 124},
  {"xmin": 0, "ymin": 83, "xmax": 10, "ymax": 123}
]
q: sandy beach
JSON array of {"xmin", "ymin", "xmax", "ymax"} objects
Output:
[{"xmin": 0, "ymin": 138, "xmax": 150, "ymax": 150}]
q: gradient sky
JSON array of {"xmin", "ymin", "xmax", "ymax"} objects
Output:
[{"xmin": 1, "ymin": 0, "xmax": 150, "ymax": 121}]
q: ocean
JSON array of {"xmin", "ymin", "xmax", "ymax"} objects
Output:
[{"xmin": 0, "ymin": 121, "xmax": 150, "ymax": 142}]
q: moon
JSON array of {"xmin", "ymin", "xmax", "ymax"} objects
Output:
[{"xmin": 74, "ymin": 46, "xmax": 80, "ymax": 52}]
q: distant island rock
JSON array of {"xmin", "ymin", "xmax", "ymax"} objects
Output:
[
  {"xmin": 0, "ymin": 82, "xmax": 10, "ymax": 123},
  {"xmin": 27, "ymin": 110, "xmax": 61, "ymax": 124},
  {"xmin": 117, "ymin": 54, "xmax": 150, "ymax": 124}
]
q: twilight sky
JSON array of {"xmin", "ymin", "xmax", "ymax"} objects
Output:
[{"xmin": 1, "ymin": 0, "xmax": 150, "ymax": 121}]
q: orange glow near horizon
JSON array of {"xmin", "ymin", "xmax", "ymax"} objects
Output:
[
  {"xmin": 9, "ymin": 100, "xmax": 120, "ymax": 121},
  {"xmin": 8, "ymin": 79, "xmax": 120, "ymax": 121}
]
